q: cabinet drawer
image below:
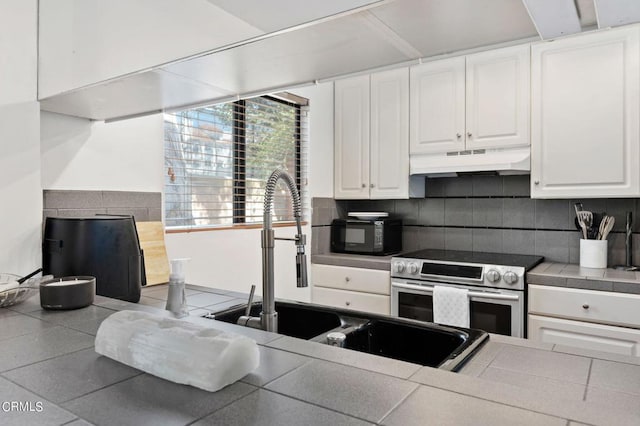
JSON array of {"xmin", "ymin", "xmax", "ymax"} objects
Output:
[
  {"xmin": 529, "ymin": 285, "xmax": 640, "ymax": 328},
  {"xmin": 311, "ymin": 264, "xmax": 390, "ymax": 295},
  {"xmin": 312, "ymin": 286, "xmax": 390, "ymax": 315},
  {"xmin": 528, "ymin": 314, "xmax": 640, "ymax": 357}
]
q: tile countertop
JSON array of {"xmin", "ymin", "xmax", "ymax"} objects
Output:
[
  {"xmin": 527, "ymin": 262, "xmax": 640, "ymax": 293},
  {"xmin": 0, "ymin": 285, "xmax": 639, "ymax": 426}
]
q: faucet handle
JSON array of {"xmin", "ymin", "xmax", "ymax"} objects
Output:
[
  {"xmin": 296, "ymin": 253, "xmax": 308, "ymax": 288},
  {"xmin": 245, "ymin": 284, "xmax": 256, "ymax": 316}
]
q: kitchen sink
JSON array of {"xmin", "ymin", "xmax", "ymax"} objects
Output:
[
  {"xmin": 342, "ymin": 319, "xmax": 468, "ymax": 367},
  {"xmin": 204, "ymin": 300, "xmax": 488, "ymax": 371},
  {"xmin": 209, "ymin": 301, "xmax": 344, "ymax": 340}
]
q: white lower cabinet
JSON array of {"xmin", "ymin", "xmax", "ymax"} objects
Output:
[
  {"xmin": 311, "ymin": 264, "xmax": 390, "ymax": 315},
  {"xmin": 528, "ymin": 284, "xmax": 640, "ymax": 357},
  {"xmin": 528, "ymin": 315, "xmax": 640, "ymax": 357},
  {"xmin": 312, "ymin": 286, "xmax": 390, "ymax": 315}
]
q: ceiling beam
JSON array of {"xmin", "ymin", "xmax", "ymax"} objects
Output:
[{"xmin": 522, "ymin": 0, "xmax": 582, "ymax": 40}]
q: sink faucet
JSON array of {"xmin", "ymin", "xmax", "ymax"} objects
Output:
[{"xmin": 238, "ymin": 168, "xmax": 308, "ymax": 333}]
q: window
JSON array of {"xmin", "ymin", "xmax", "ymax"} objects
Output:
[{"xmin": 164, "ymin": 94, "xmax": 308, "ymax": 229}]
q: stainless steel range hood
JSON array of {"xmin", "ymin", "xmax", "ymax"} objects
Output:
[{"xmin": 410, "ymin": 147, "xmax": 531, "ymax": 177}]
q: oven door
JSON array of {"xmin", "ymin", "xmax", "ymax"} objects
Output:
[{"xmin": 391, "ymin": 280, "xmax": 524, "ymax": 338}]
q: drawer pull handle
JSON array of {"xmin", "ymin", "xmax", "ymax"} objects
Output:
[
  {"xmin": 582, "ymin": 304, "xmax": 589, "ymax": 310},
  {"xmin": 345, "ymin": 301, "xmax": 351, "ymax": 306},
  {"xmin": 345, "ymin": 277, "xmax": 350, "ymax": 282}
]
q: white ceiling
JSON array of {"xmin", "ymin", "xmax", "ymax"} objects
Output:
[{"xmin": 39, "ymin": 0, "xmax": 640, "ymax": 121}]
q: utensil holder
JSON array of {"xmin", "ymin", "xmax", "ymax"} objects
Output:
[{"xmin": 580, "ymin": 239, "xmax": 607, "ymax": 268}]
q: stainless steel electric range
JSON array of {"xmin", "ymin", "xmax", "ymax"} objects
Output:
[{"xmin": 391, "ymin": 249, "xmax": 543, "ymax": 338}]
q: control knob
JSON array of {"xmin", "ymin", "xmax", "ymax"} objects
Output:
[
  {"xmin": 408, "ymin": 263, "xmax": 419, "ymax": 275},
  {"xmin": 503, "ymin": 271, "xmax": 518, "ymax": 285},
  {"xmin": 394, "ymin": 262, "xmax": 406, "ymax": 273},
  {"xmin": 486, "ymin": 269, "xmax": 501, "ymax": 283}
]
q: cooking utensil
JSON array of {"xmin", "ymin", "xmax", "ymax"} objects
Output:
[
  {"xmin": 576, "ymin": 210, "xmax": 593, "ymax": 239},
  {"xmin": 598, "ymin": 215, "xmax": 615, "ymax": 240},
  {"xmin": 625, "ymin": 212, "xmax": 633, "ymax": 265}
]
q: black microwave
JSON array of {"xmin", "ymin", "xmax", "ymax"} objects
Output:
[{"xmin": 331, "ymin": 218, "xmax": 402, "ymax": 255}]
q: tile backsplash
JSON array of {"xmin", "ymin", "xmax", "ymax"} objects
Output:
[
  {"xmin": 312, "ymin": 175, "xmax": 640, "ymax": 265},
  {"xmin": 43, "ymin": 190, "xmax": 162, "ymax": 222}
]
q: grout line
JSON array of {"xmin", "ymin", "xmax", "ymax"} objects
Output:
[
  {"xmin": 259, "ymin": 386, "xmax": 379, "ymax": 424},
  {"xmin": 261, "ymin": 339, "xmax": 421, "ymax": 380},
  {"xmin": 377, "ymin": 382, "xmax": 421, "ymax": 424},
  {"xmin": 583, "ymin": 359, "xmax": 593, "ymax": 401},
  {"xmin": 184, "ymin": 387, "xmax": 261, "ymax": 426},
  {"xmin": 0, "ymin": 345, "xmax": 93, "ymax": 376},
  {"xmin": 57, "ymin": 371, "xmax": 145, "ymax": 405}
]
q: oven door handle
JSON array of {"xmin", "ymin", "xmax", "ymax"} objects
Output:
[{"xmin": 392, "ymin": 282, "xmax": 520, "ymax": 301}]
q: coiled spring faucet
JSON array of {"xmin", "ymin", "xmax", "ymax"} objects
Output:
[{"xmin": 238, "ymin": 168, "xmax": 308, "ymax": 332}]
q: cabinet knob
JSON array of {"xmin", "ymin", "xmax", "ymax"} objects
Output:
[
  {"xmin": 370, "ymin": 184, "xmax": 374, "ymax": 188},
  {"xmin": 456, "ymin": 133, "xmax": 462, "ymax": 139},
  {"xmin": 345, "ymin": 301, "xmax": 351, "ymax": 306},
  {"xmin": 361, "ymin": 183, "xmax": 366, "ymax": 188},
  {"xmin": 534, "ymin": 180, "xmax": 540, "ymax": 185},
  {"xmin": 345, "ymin": 277, "xmax": 350, "ymax": 282},
  {"xmin": 467, "ymin": 132, "xmax": 472, "ymax": 138},
  {"xmin": 582, "ymin": 304, "xmax": 589, "ymax": 310}
]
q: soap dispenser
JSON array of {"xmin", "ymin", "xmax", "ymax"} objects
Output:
[{"xmin": 166, "ymin": 258, "xmax": 190, "ymax": 317}]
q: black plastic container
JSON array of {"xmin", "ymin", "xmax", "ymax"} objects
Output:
[{"xmin": 42, "ymin": 216, "xmax": 144, "ymax": 303}]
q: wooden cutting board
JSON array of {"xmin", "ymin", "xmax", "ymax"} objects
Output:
[{"xmin": 136, "ymin": 221, "xmax": 170, "ymax": 286}]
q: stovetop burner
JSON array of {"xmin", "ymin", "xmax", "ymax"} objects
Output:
[{"xmin": 396, "ymin": 249, "xmax": 543, "ymax": 270}]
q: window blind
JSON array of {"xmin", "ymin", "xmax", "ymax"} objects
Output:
[{"xmin": 164, "ymin": 94, "xmax": 309, "ymax": 229}]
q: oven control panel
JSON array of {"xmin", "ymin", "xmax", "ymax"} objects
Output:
[{"xmin": 390, "ymin": 259, "xmax": 526, "ymax": 291}]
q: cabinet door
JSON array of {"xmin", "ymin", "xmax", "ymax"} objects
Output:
[
  {"xmin": 312, "ymin": 286, "xmax": 390, "ymax": 315},
  {"xmin": 370, "ymin": 68, "xmax": 409, "ymax": 199},
  {"xmin": 410, "ymin": 56, "xmax": 465, "ymax": 154},
  {"xmin": 334, "ymin": 75, "xmax": 370, "ymax": 199},
  {"xmin": 531, "ymin": 26, "xmax": 640, "ymax": 198},
  {"xmin": 466, "ymin": 44, "xmax": 530, "ymax": 150},
  {"xmin": 529, "ymin": 314, "xmax": 640, "ymax": 357},
  {"xmin": 311, "ymin": 264, "xmax": 390, "ymax": 295}
]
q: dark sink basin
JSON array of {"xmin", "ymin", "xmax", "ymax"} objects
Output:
[
  {"xmin": 210, "ymin": 301, "xmax": 344, "ymax": 340},
  {"xmin": 205, "ymin": 300, "xmax": 487, "ymax": 371},
  {"xmin": 343, "ymin": 319, "xmax": 468, "ymax": 368}
]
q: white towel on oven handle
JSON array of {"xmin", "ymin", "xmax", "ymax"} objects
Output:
[{"xmin": 433, "ymin": 285, "xmax": 470, "ymax": 328}]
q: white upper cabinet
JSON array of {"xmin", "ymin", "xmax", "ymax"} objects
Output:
[
  {"xmin": 410, "ymin": 56, "xmax": 466, "ymax": 154},
  {"xmin": 410, "ymin": 44, "xmax": 530, "ymax": 155},
  {"xmin": 370, "ymin": 68, "xmax": 410, "ymax": 199},
  {"xmin": 334, "ymin": 75, "xmax": 370, "ymax": 199},
  {"xmin": 335, "ymin": 68, "xmax": 415, "ymax": 200},
  {"xmin": 531, "ymin": 26, "xmax": 640, "ymax": 198},
  {"xmin": 466, "ymin": 45, "xmax": 530, "ymax": 150}
]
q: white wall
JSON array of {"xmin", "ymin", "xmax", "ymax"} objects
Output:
[
  {"xmin": 41, "ymin": 112, "xmax": 164, "ymax": 192},
  {"xmin": 0, "ymin": 0, "xmax": 41, "ymax": 275}
]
